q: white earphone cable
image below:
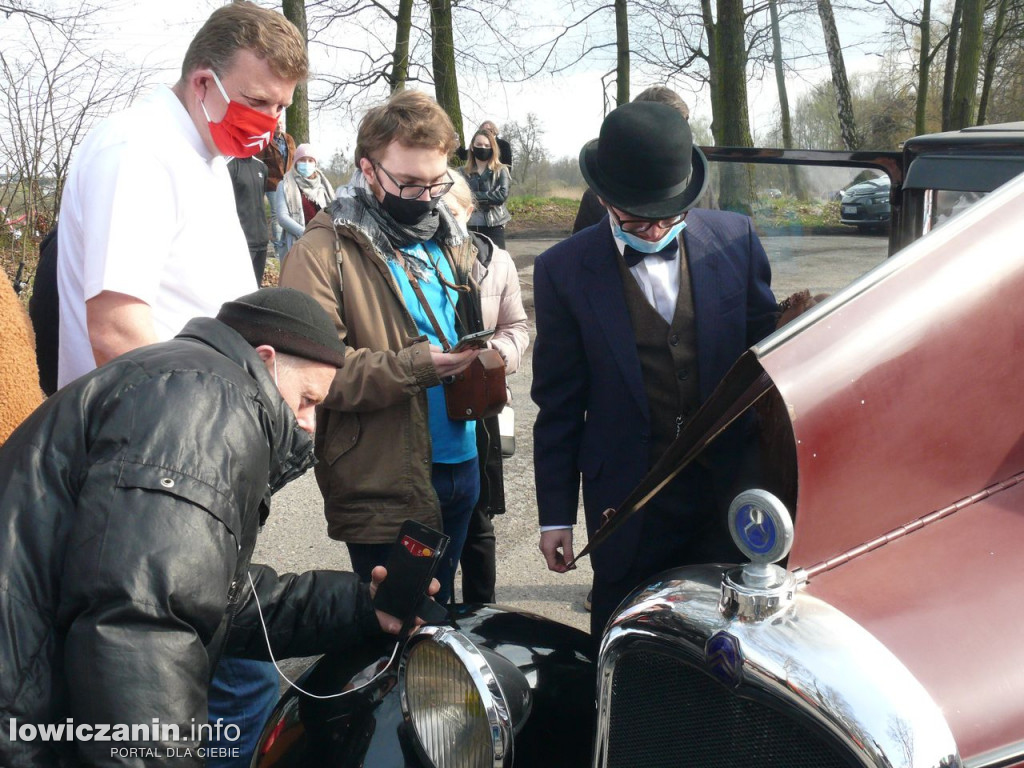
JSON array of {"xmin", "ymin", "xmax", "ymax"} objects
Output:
[{"xmin": 245, "ymin": 571, "xmax": 400, "ymax": 700}]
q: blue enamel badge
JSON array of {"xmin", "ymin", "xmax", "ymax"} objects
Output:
[
  {"xmin": 735, "ymin": 503, "xmax": 777, "ymax": 556},
  {"xmin": 706, "ymin": 631, "xmax": 744, "ymax": 688},
  {"xmin": 727, "ymin": 490, "xmax": 794, "ymax": 564}
]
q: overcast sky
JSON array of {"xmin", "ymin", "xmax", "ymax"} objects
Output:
[{"xmin": 3, "ymin": 1, "xmax": 889, "ymax": 163}]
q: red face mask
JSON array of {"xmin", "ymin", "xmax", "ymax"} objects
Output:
[{"xmin": 199, "ymin": 71, "xmax": 278, "ymax": 158}]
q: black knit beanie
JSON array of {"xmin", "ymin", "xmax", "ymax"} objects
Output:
[{"xmin": 217, "ymin": 288, "xmax": 346, "ymax": 368}]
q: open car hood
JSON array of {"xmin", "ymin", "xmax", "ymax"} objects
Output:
[
  {"xmin": 754, "ymin": 171, "xmax": 1024, "ymax": 762},
  {"xmin": 757, "ymin": 171, "xmax": 1024, "ymax": 569},
  {"xmin": 581, "ymin": 173, "xmax": 1024, "ymax": 760},
  {"xmin": 586, "ymin": 172, "xmax": 1024, "ymax": 568}
]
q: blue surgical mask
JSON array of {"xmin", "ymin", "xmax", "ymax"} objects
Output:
[
  {"xmin": 613, "ymin": 219, "xmax": 687, "ymax": 254},
  {"xmin": 296, "ymin": 161, "xmax": 315, "ymax": 178}
]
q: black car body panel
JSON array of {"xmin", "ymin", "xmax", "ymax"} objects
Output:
[{"xmin": 253, "ymin": 605, "xmax": 594, "ymax": 768}]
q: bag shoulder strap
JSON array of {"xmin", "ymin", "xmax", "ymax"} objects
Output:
[
  {"xmin": 332, "ymin": 232, "xmax": 346, "ymax": 318},
  {"xmin": 402, "ymin": 258, "xmax": 452, "ymax": 352}
]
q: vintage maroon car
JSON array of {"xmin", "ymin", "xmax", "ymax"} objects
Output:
[
  {"xmin": 589, "ymin": 168, "xmax": 1024, "ymax": 768},
  {"xmin": 256, "ymin": 147, "xmax": 1024, "ymax": 768}
]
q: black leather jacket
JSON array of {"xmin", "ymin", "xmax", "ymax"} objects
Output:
[
  {"xmin": 462, "ymin": 167, "xmax": 512, "ymax": 228},
  {"xmin": 0, "ymin": 318, "xmax": 381, "ymax": 767}
]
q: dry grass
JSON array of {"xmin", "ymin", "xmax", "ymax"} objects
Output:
[{"xmin": 506, "ymin": 195, "xmax": 577, "ymax": 236}]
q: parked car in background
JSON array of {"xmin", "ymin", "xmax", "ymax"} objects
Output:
[
  {"xmin": 254, "ymin": 127, "xmax": 1024, "ymax": 768},
  {"xmin": 839, "ymin": 173, "xmax": 891, "ymax": 231}
]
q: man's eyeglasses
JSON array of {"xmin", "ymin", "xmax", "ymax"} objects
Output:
[
  {"xmin": 374, "ymin": 163, "xmax": 454, "ymax": 200},
  {"xmin": 610, "ymin": 208, "xmax": 687, "ymax": 234}
]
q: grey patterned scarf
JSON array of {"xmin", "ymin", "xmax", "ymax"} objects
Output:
[{"xmin": 329, "ymin": 184, "xmax": 464, "ymax": 281}]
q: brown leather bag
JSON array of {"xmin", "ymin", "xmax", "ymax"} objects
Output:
[
  {"xmin": 443, "ymin": 348, "xmax": 507, "ymax": 421},
  {"xmin": 400, "ymin": 254, "xmax": 507, "ymax": 421}
]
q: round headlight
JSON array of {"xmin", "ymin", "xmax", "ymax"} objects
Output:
[{"xmin": 400, "ymin": 627, "xmax": 513, "ymax": 768}]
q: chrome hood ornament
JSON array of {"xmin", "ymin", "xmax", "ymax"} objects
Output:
[{"xmin": 720, "ymin": 489, "xmax": 797, "ymax": 621}]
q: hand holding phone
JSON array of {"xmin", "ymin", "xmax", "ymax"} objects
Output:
[
  {"xmin": 370, "ymin": 568, "xmax": 442, "ymax": 634},
  {"xmin": 372, "ymin": 521, "xmax": 449, "ymax": 630},
  {"xmin": 451, "ymin": 328, "xmax": 495, "ymax": 353}
]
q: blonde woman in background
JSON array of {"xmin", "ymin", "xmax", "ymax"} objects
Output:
[
  {"xmin": 459, "ymin": 129, "xmax": 512, "ymax": 248},
  {"xmin": 445, "ymin": 173, "xmax": 528, "ymax": 602}
]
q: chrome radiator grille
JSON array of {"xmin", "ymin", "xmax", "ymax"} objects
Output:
[{"xmin": 605, "ymin": 648, "xmax": 853, "ymax": 768}]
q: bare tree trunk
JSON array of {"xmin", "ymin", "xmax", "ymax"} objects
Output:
[
  {"xmin": 769, "ymin": 0, "xmax": 801, "ymax": 195},
  {"xmin": 615, "ymin": 0, "xmax": 630, "ymax": 106},
  {"xmin": 915, "ymin": 0, "xmax": 931, "ymax": 135},
  {"xmin": 282, "ymin": 0, "xmax": 309, "ymax": 144},
  {"xmin": 949, "ymin": 0, "xmax": 984, "ymax": 128},
  {"xmin": 817, "ymin": 0, "xmax": 858, "ymax": 149},
  {"xmin": 705, "ymin": 0, "xmax": 752, "ymax": 147},
  {"xmin": 391, "ymin": 0, "xmax": 414, "ymax": 92},
  {"xmin": 941, "ymin": 0, "xmax": 963, "ymax": 130},
  {"xmin": 429, "ymin": 0, "xmax": 464, "ymax": 148},
  {"xmin": 769, "ymin": 0, "xmax": 792, "ymax": 148},
  {"xmin": 710, "ymin": 0, "xmax": 755, "ymax": 212},
  {"xmin": 701, "ymin": 0, "xmax": 720, "ymax": 140},
  {"xmin": 977, "ymin": 0, "xmax": 1008, "ymax": 124}
]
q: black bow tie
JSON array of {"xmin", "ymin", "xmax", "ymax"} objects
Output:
[{"xmin": 623, "ymin": 239, "xmax": 679, "ymax": 268}]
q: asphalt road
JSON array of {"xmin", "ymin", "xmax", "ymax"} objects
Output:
[{"xmin": 253, "ymin": 229, "xmax": 890, "ymax": 678}]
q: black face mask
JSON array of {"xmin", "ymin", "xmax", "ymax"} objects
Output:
[
  {"xmin": 380, "ymin": 190, "xmax": 441, "ymax": 227},
  {"xmin": 472, "ymin": 146, "xmax": 493, "ymax": 162}
]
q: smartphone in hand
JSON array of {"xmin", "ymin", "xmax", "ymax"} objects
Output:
[
  {"xmin": 373, "ymin": 520, "xmax": 449, "ymax": 625},
  {"xmin": 451, "ymin": 329, "xmax": 495, "ymax": 353}
]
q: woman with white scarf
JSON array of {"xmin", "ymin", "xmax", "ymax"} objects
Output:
[{"xmin": 273, "ymin": 143, "xmax": 335, "ymax": 263}]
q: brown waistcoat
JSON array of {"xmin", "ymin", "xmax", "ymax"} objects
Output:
[{"xmin": 617, "ymin": 250, "xmax": 700, "ymax": 463}]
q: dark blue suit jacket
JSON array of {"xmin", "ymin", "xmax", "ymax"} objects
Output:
[{"xmin": 531, "ymin": 210, "xmax": 778, "ymax": 582}]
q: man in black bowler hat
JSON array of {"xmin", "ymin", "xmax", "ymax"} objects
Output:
[{"xmin": 531, "ymin": 102, "xmax": 779, "ymax": 639}]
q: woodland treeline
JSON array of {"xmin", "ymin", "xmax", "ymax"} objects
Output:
[
  {"xmin": 2, "ymin": 0, "xmax": 1022, "ymax": 231},
  {"xmin": 278, "ymin": 0, "xmax": 1022, "ymax": 149}
]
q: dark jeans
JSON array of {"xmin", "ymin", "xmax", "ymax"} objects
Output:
[
  {"xmin": 431, "ymin": 457, "xmax": 480, "ymax": 604},
  {"xmin": 346, "ymin": 542, "xmax": 393, "ymax": 582},
  {"xmin": 206, "ymin": 657, "xmax": 279, "ymax": 768},
  {"xmin": 469, "ymin": 224, "xmax": 506, "ymax": 249},
  {"xmin": 346, "ymin": 457, "xmax": 479, "ymax": 605}
]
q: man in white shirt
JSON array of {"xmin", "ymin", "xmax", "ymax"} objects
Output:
[
  {"xmin": 55, "ymin": 4, "xmax": 309, "ymax": 765},
  {"xmin": 56, "ymin": 0, "xmax": 306, "ymax": 388}
]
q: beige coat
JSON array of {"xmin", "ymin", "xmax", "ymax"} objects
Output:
[
  {"xmin": 474, "ymin": 240, "xmax": 528, "ymax": 374},
  {"xmin": 280, "ymin": 209, "xmax": 481, "ymax": 543},
  {"xmin": 0, "ymin": 280, "xmax": 42, "ymax": 446}
]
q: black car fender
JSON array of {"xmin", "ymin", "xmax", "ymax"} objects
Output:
[{"xmin": 253, "ymin": 604, "xmax": 595, "ymax": 768}]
